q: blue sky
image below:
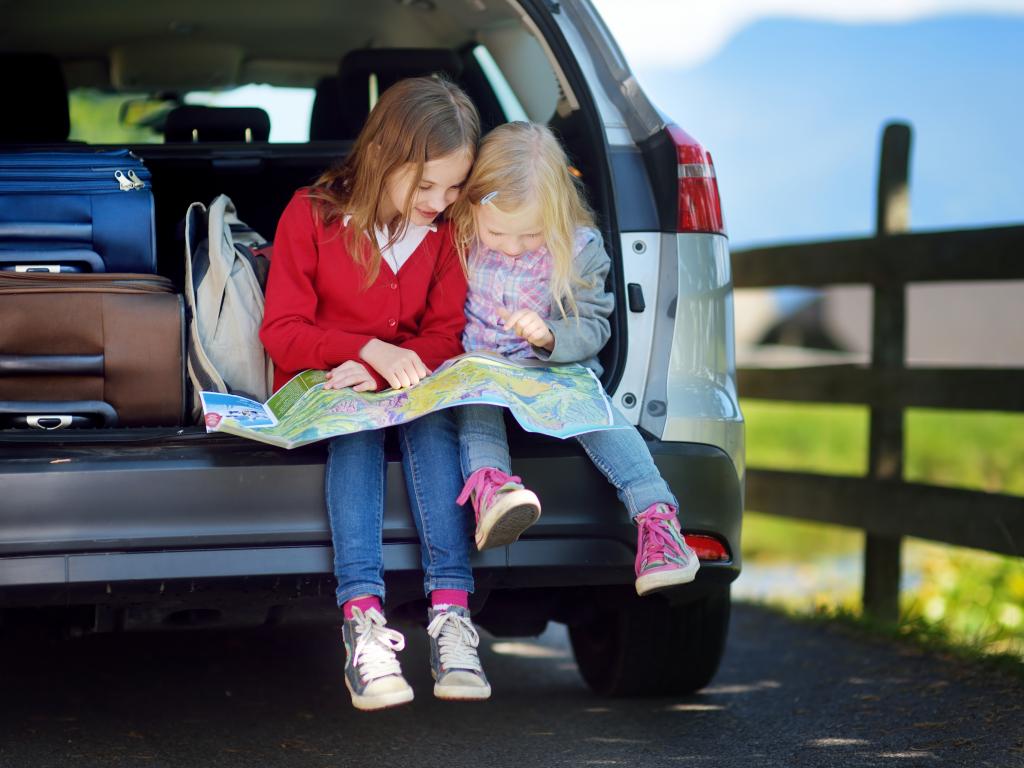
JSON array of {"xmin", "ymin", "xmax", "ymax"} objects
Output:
[{"xmin": 593, "ymin": 8, "xmax": 1024, "ymax": 248}]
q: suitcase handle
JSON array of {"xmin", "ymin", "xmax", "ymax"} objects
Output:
[
  {"xmin": 26, "ymin": 415, "xmax": 76, "ymax": 430},
  {"xmin": 0, "ymin": 400, "xmax": 118, "ymax": 429},
  {"xmin": 0, "ymin": 222, "xmax": 93, "ymax": 241},
  {"xmin": 0, "ymin": 249, "xmax": 106, "ymax": 273},
  {"xmin": 0, "ymin": 354, "xmax": 104, "ymax": 376}
]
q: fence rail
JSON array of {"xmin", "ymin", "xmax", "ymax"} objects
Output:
[
  {"xmin": 737, "ymin": 367, "xmax": 1024, "ymax": 411},
  {"xmin": 731, "ymin": 122, "xmax": 1024, "ymax": 620},
  {"xmin": 744, "ymin": 471, "xmax": 1023, "ymax": 558},
  {"xmin": 732, "ymin": 225, "xmax": 1024, "ymax": 287}
]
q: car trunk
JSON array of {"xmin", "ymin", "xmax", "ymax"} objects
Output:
[{"xmin": 0, "ymin": 0, "xmax": 625, "ymax": 446}]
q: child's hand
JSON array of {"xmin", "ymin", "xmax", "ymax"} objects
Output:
[
  {"xmin": 324, "ymin": 360, "xmax": 378, "ymax": 392},
  {"xmin": 498, "ymin": 307, "xmax": 555, "ymax": 351},
  {"xmin": 359, "ymin": 339, "xmax": 430, "ymax": 389}
]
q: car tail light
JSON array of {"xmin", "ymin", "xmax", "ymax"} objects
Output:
[
  {"xmin": 685, "ymin": 534, "xmax": 730, "ymax": 562},
  {"xmin": 668, "ymin": 124, "xmax": 726, "ymax": 236}
]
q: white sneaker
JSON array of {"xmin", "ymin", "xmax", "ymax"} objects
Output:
[
  {"xmin": 426, "ymin": 605, "xmax": 491, "ymax": 700},
  {"xmin": 341, "ymin": 606, "xmax": 414, "ymax": 711}
]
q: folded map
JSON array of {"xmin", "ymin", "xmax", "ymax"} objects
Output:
[{"xmin": 200, "ymin": 351, "xmax": 625, "ymax": 449}]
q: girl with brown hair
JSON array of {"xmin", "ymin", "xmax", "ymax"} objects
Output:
[{"xmin": 260, "ymin": 77, "xmax": 489, "ymax": 711}]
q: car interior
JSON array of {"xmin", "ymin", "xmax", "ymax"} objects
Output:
[
  {"xmin": 2, "ymin": 0, "xmax": 623, "ymax": 401},
  {"xmin": 3, "ymin": 2, "xmax": 603, "ymax": 266}
]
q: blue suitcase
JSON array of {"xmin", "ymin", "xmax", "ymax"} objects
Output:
[{"xmin": 0, "ymin": 149, "xmax": 155, "ymax": 273}]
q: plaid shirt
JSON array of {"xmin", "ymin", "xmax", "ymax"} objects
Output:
[
  {"xmin": 463, "ymin": 229, "xmax": 595, "ymax": 360},
  {"xmin": 462, "ymin": 241, "xmax": 553, "ymax": 359}
]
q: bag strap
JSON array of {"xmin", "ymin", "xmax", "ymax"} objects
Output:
[
  {"xmin": 183, "ymin": 199, "xmax": 227, "ymax": 401},
  {"xmin": 197, "ymin": 194, "xmax": 236, "ymax": 314},
  {"xmin": 183, "ymin": 200, "xmax": 206, "ymax": 309}
]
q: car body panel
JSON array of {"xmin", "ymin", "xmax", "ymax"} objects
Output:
[
  {"xmin": 0, "ymin": 436, "xmax": 740, "ymax": 597},
  {"xmin": 640, "ymin": 233, "xmax": 745, "ymax": 477}
]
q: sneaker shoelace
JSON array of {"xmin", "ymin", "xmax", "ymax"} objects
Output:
[
  {"xmin": 635, "ymin": 505, "xmax": 688, "ymax": 574},
  {"xmin": 426, "ymin": 610, "xmax": 483, "ymax": 673},
  {"xmin": 456, "ymin": 467, "xmax": 524, "ymax": 523},
  {"xmin": 350, "ymin": 607, "xmax": 406, "ymax": 683}
]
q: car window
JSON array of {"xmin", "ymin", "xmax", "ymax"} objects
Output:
[
  {"xmin": 68, "ymin": 84, "xmax": 315, "ymax": 144},
  {"xmin": 185, "ymin": 85, "xmax": 315, "ymax": 143},
  {"xmin": 69, "ymin": 88, "xmax": 164, "ymax": 144},
  {"xmin": 66, "ymin": 45, "xmax": 548, "ymax": 145}
]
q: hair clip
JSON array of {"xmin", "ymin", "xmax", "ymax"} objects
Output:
[{"xmin": 479, "ymin": 191, "xmax": 499, "ymax": 205}]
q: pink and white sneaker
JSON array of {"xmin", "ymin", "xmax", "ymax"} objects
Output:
[
  {"xmin": 457, "ymin": 467, "xmax": 541, "ymax": 551},
  {"xmin": 634, "ymin": 503, "xmax": 700, "ymax": 596}
]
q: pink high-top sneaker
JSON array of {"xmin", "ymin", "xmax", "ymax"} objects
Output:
[
  {"xmin": 457, "ymin": 467, "xmax": 541, "ymax": 551},
  {"xmin": 634, "ymin": 503, "xmax": 700, "ymax": 595}
]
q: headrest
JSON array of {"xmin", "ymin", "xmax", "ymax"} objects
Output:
[
  {"xmin": 0, "ymin": 53, "xmax": 70, "ymax": 143},
  {"xmin": 164, "ymin": 106, "xmax": 270, "ymax": 143},
  {"xmin": 337, "ymin": 48, "xmax": 463, "ymax": 137},
  {"xmin": 309, "ymin": 76, "xmax": 344, "ymax": 141}
]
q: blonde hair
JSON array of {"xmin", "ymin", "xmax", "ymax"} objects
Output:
[
  {"xmin": 451, "ymin": 121, "xmax": 596, "ymax": 319},
  {"xmin": 309, "ymin": 77, "xmax": 480, "ymax": 287}
]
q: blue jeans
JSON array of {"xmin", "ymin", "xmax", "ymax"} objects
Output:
[
  {"xmin": 456, "ymin": 404, "xmax": 678, "ymax": 520},
  {"xmin": 325, "ymin": 410, "xmax": 474, "ymax": 607}
]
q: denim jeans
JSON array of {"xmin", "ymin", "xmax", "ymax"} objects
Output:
[
  {"xmin": 325, "ymin": 410, "xmax": 474, "ymax": 607},
  {"xmin": 456, "ymin": 403, "xmax": 678, "ymax": 520}
]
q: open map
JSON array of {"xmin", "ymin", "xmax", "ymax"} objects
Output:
[{"xmin": 200, "ymin": 352, "xmax": 624, "ymax": 449}]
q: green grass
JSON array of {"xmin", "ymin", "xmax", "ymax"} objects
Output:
[
  {"xmin": 69, "ymin": 90, "xmax": 162, "ymax": 144},
  {"xmin": 906, "ymin": 408, "xmax": 1024, "ymax": 496},
  {"xmin": 740, "ymin": 399, "xmax": 1024, "ymax": 660},
  {"xmin": 901, "ymin": 539, "xmax": 1024, "ymax": 659},
  {"xmin": 787, "ymin": 603, "xmax": 1024, "ymax": 680},
  {"xmin": 742, "ymin": 510, "xmax": 862, "ymax": 561},
  {"xmin": 742, "ymin": 400, "xmax": 868, "ymax": 476},
  {"xmin": 742, "ymin": 400, "xmax": 1024, "ymax": 494}
]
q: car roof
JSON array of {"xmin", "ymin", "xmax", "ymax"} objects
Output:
[{"xmin": 2, "ymin": 0, "xmax": 529, "ymax": 91}]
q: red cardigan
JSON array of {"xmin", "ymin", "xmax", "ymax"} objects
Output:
[{"xmin": 260, "ymin": 190, "xmax": 467, "ymax": 392}]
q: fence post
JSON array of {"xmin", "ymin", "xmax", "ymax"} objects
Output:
[{"xmin": 863, "ymin": 122, "xmax": 912, "ymax": 622}]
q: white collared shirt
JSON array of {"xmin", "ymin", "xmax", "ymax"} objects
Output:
[{"xmin": 343, "ymin": 215, "xmax": 437, "ymax": 274}]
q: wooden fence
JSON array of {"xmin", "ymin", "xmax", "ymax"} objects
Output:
[{"xmin": 730, "ymin": 122, "xmax": 1024, "ymax": 621}]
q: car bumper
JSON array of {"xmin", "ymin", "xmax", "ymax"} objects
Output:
[{"xmin": 0, "ymin": 432, "xmax": 742, "ymax": 603}]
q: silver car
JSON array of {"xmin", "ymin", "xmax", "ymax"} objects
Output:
[{"xmin": 0, "ymin": 0, "xmax": 743, "ymax": 696}]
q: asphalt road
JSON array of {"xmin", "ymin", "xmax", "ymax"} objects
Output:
[{"xmin": 1, "ymin": 603, "xmax": 1021, "ymax": 768}]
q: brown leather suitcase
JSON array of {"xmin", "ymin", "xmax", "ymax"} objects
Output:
[{"xmin": 0, "ymin": 272, "xmax": 185, "ymax": 428}]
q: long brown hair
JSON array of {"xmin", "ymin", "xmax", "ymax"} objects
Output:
[
  {"xmin": 451, "ymin": 121, "xmax": 595, "ymax": 319},
  {"xmin": 309, "ymin": 76, "xmax": 480, "ymax": 286}
]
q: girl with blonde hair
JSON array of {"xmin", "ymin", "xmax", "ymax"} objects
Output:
[
  {"xmin": 450, "ymin": 121, "xmax": 700, "ymax": 596},
  {"xmin": 261, "ymin": 77, "xmax": 489, "ymax": 711}
]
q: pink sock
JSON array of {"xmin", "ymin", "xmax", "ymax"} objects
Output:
[
  {"xmin": 431, "ymin": 589, "xmax": 469, "ymax": 610},
  {"xmin": 343, "ymin": 595, "xmax": 382, "ymax": 620}
]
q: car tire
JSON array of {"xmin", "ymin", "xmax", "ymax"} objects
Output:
[{"xmin": 568, "ymin": 586, "xmax": 731, "ymax": 696}]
